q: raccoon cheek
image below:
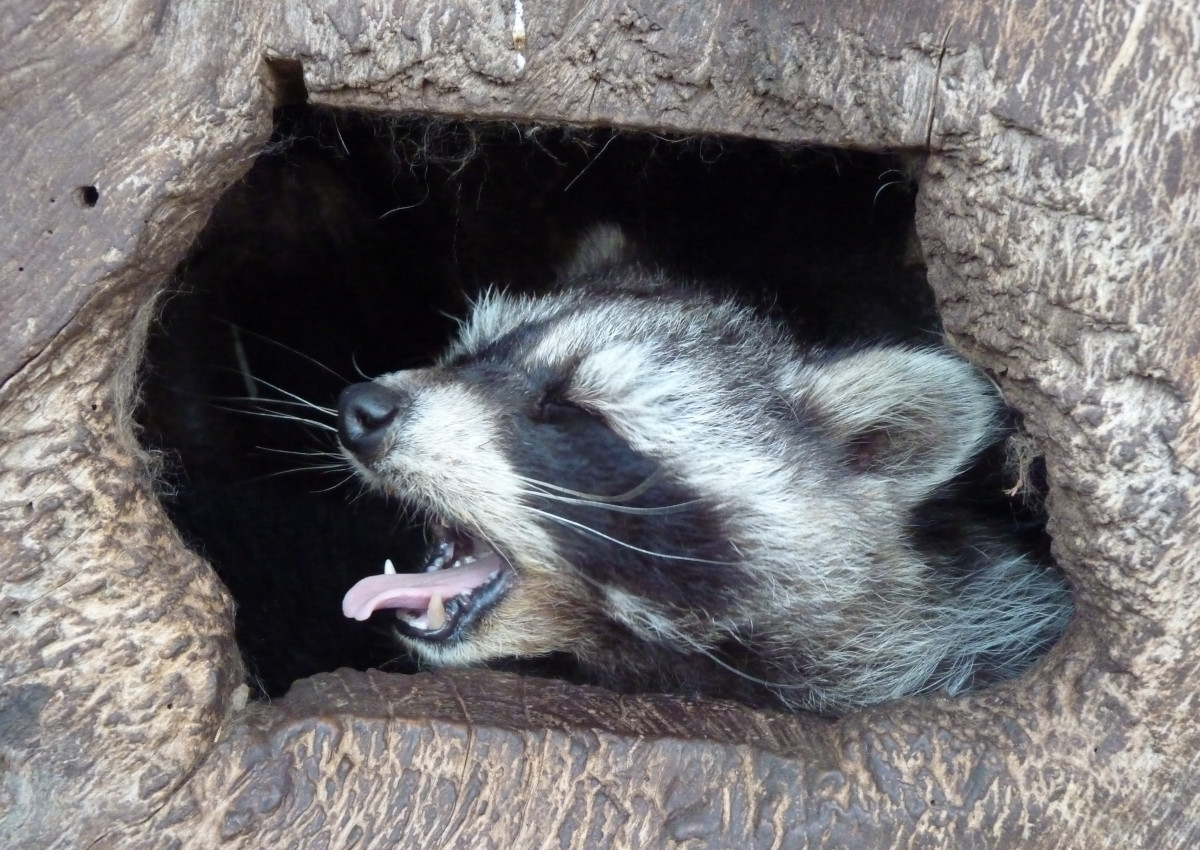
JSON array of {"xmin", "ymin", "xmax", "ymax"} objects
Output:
[
  {"xmin": 485, "ymin": 582, "xmax": 590, "ymax": 655},
  {"xmin": 461, "ymin": 614, "xmax": 557, "ymax": 661}
]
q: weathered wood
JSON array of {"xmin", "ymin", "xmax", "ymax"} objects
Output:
[{"xmin": 1, "ymin": 0, "xmax": 1197, "ymax": 848}]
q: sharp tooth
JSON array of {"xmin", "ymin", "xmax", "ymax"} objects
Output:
[
  {"xmin": 428, "ymin": 540, "xmax": 455, "ymax": 572},
  {"xmin": 427, "ymin": 593, "xmax": 446, "ymax": 630},
  {"xmin": 384, "ymin": 559, "xmax": 397, "ymax": 575}
]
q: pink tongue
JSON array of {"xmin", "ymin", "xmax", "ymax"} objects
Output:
[{"xmin": 342, "ymin": 555, "xmax": 504, "ymax": 621}]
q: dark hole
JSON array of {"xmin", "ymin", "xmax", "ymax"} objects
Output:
[
  {"xmin": 76, "ymin": 185, "xmax": 100, "ymax": 208},
  {"xmin": 137, "ymin": 105, "xmax": 965, "ymax": 699},
  {"xmin": 264, "ymin": 57, "xmax": 308, "ymax": 108}
]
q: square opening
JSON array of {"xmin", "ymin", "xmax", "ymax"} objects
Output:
[{"xmin": 137, "ymin": 105, "xmax": 1056, "ymax": 705}]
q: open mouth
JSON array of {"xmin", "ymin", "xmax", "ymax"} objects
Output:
[{"xmin": 341, "ymin": 523, "xmax": 514, "ymax": 642}]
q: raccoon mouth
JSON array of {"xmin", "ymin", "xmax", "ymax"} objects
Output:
[{"xmin": 341, "ymin": 524, "xmax": 514, "ymax": 642}]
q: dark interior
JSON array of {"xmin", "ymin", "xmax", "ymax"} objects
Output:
[{"xmin": 137, "ymin": 106, "xmax": 943, "ymax": 698}]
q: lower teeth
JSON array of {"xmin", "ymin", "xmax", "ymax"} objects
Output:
[
  {"xmin": 397, "ymin": 593, "xmax": 459, "ymax": 631},
  {"xmin": 426, "ymin": 593, "xmax": 446, "ymax": 630}
]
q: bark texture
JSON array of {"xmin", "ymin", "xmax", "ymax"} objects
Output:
[{"xmin": 1, "ymin": 1, "xmax": 1197, "ymax": 848}]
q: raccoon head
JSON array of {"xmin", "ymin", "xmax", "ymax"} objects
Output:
[
  {"xmin": 335, "ymin": 269, "xmax": 1001, "ymax": 689},
  {"xmin": 334, "ymin": 290, "xmax": 745, "ymax": 669}
]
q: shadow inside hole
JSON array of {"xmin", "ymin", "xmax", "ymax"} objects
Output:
[
  {"xmin": 76, "ymin": 185, "xmax": 100, "ymax": 207},
  {"xmin": 138, "ymin": 105, "xmax": 945, "ymax": 699}
]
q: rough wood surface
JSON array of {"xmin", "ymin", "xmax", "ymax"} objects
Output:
[{"xmin": 1, "ymin": 1, "xmax": 1197, "ymax": 848}]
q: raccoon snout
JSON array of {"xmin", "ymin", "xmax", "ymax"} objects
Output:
[{"xmin": 337, "ymin": 382, "xmax": 411, "ymax": 460}]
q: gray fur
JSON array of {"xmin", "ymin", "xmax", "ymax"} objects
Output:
[{"xmin": 338, "ymin": 230, "xmax": 1072, "ymax": 715}]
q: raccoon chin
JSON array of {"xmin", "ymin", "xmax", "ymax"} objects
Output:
[{"xmin": 341, "ymin": 521, "xmax": 515, "ymax": 644}]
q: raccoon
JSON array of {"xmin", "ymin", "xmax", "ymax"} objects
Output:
[{"xmin": 337, "ymin": 229, "xmax": 1071, "ymax": 715}]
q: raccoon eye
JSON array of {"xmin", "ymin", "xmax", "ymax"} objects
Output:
[{"xmin": 533, "ymin": 393, "xmax": 595, "ymax": 425}]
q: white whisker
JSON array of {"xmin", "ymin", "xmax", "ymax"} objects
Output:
[
  {"xmin": 311, "ymin": 472, "xmax": 361, "ymax": 494},
  {"xmin": 514, "ymin": 471, "xmax": 664, "ymax": 503},
  {"xmin": 524, "ymin": 506, "xmax": 732, "ymax": 566},
  {"xmin": 244, "ymin": 374, "xmax": 338, "ymax": 417},
  {"xmin": 213, "ymin": 405, "xmax": 338, "ymax": 433},
  {"xmin": 223, "ymin": 395, "xmax": 337, "ymax": 416},
  {"xmin": 519, "ymin": 486, "xmax": 699, "ymax": 516},
  {"xmin": 218, "ymin": 320, "xmax": 351, "ymax": 384},
  {"xmin": 256, "ymin": 446, "xmax": 345, "ymax": 461},
  {"xmin": 255, "ymin": 463, "xmax": 351, "ymax": 479},
  {"xmin": 675, "ymin": 635, "xmax": 813, "ymax": 693}
]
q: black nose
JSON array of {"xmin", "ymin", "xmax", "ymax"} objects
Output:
[{"xmin": 337, "ymin": 382, "xmax": 411, "ymax": 460}]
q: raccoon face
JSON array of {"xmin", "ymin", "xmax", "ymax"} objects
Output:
[
  {"xmin": 336, "ymin": 280, "xmax": 1008, "ymax": 696},
  {"xmin": 335, "ymin": 299, "xmax": 745, "ymax": 668}
]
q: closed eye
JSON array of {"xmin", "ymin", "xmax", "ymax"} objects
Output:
[{"xmin": 534, "ymin": 393, "xmax": 601, "ymax": 426}]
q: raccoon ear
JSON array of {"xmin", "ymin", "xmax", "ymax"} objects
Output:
[
  {"xmin": 560, "ymin": 223, "xmax": 632, "ymax": 280},
  {"xmin": 799, "ymin": 347, "xmax": 1000, "ymax": 499}
]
